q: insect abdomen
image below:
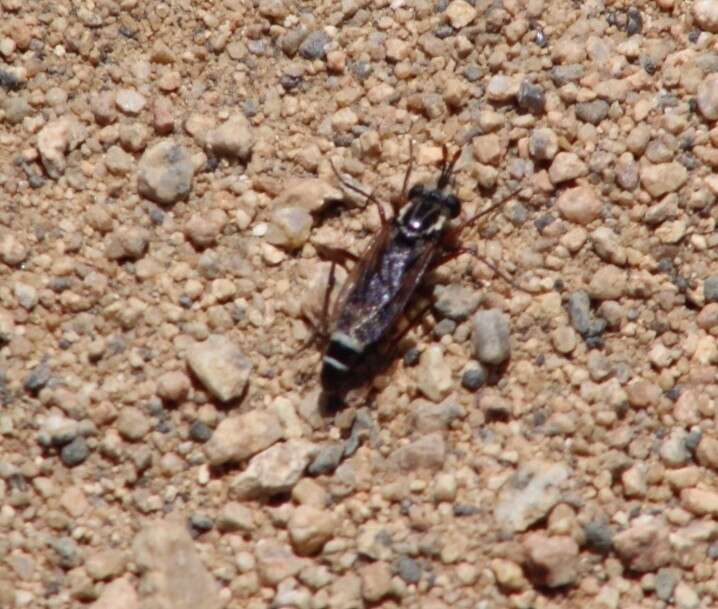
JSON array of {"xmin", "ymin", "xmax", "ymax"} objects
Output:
[{"xmin": 321, "ymin": 331, "xmax": 365, "ymax": 391}]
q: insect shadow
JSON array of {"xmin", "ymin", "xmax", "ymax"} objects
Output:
[{"xmin": 305, "ymin": 143, "xmax": 524, "ymax": 407}]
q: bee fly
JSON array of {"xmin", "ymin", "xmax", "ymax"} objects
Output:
[{"xmin": 314, "ymin": 145, "xmax": 515, "ymax": 396}]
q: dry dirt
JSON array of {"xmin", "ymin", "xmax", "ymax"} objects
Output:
[{"xmin": 2, "ymin": 0, "xmax": 718, "ymax": 608}]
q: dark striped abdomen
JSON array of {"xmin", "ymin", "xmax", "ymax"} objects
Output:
[{"xmin": 321, "ymin": 331, "xmax": 366, "ymax": 392}]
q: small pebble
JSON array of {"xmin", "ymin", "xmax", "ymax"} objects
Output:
[
  {"xmin": 186, "ymin": 335, "xmax": 252, "ymax": 403},
  {"xmin": 189, "ymin": 420, "xmax": 212, "ymax": 443},
  {"xmin": 60, "ymin": 437, "xmax": 89, "ymax": 467},
  {"xmin": 115, "ymin": 88, "xmax": 146, "ymax": 115},
  {"xmin": 694, "ymin": 0, "xmax": 718, "ymax": 34},
  {"xmin": 299, "ymin": 31, "xmax": 329, "ymax": 60},
  {"xmin": 433, "ymin": 283, "xmax": 480, "ymax": 321},
  {"xmin": 575, "ymin": 99, "xmax": 609, "ymax": 124},
  {"xmin": 704, "ymin": 276, "xmax": 718, "ymax": 302},
  {"xmin": 472, "ymin": 309, "xmax": 511, "ymax": 365},
  {"xmin": 417, "ymin": 345, "xmax": 452, "ymax": 402},
  {"xmin": 137, "ymin": 140, "xmax": 194, "ymax": 205},
  {"xmin": 556, "ymin": 185, "xmax": 603, "ymax": 224},
  {"xmin": 461, "ymin": 366, "xmax": 486, "ymax": 391}
]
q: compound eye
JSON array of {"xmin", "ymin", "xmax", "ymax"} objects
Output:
[
  {"xmin": 408, "ymin": 184, "xmax": 424, "ymax": 200},
  {"xmin": 446, "ymin": 195, "xmax": 461, "ymax": 218}
]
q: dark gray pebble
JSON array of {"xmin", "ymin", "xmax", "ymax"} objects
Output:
[
  {"xmin": 60, "ymin": 437, "xmax": 89, "ymax": 467},
  {"xmin": 396, "ymin": 556, "xmax": 422, "ymax": 584},
  {"xmin": 50, "ymin": 537, "xmax": 82, "ymax": 569},
  {"xmin": 189, "ymin": 420, "xmax": 212, "ymax": 443},
  {"xmin": 461, "ymin": 366, "xmax": 487, "ymax": 391},
  {"xmin": 583, "ymin": 521, "xmax": 613, "ymax": 554},
  {"xmin": 567, "ymin": 291, "xmax": 592, "ymax": 335},
  {"xmin": 308, "ymin": 443, "xmax": 344, "ymax": 475},
  {"xmin": 433, "ymin": 318, "xmax": 456, "ymax": 338},
  {"xmin": 704, "ymin": 276, "xmax": 718, "ymax": 302},
  {"xmin": 24, "ymin": 360, "xmax": 50, "ymax": 393},
  {"xmin": 299, "ymin": 31, "xmax": 329, "ymax": 60},
  {"xmin": 189, "ymin": 513, "xmax": 214, "ymax": 532},
  {"xmin": 517, "ymin": 80, "xmax": 545, "ymax": 115},
  {"xmin": 576, "ymin": 99, "xmax": 609, "ymax": 125}
]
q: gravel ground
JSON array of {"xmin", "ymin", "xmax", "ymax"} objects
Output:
[{"xmin": 3, "ymin": 0, "xmax": 718, "ymax": 608}]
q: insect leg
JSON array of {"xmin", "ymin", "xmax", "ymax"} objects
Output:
[
  {"xmin": 329, "ymin": 159, "xmax": 388, "ymax": 224},
  {"xmin": 314, "ymin": 243, "xmax": 358, "ymax": 268},
  {"xmin": 398, "ymin": 139, "xmax": 415, "ymax": 209}
]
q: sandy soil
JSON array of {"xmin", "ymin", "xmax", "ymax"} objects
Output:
[{"xmin": 2, "ymin": 0, "xmax": 718, "ymax": 608}]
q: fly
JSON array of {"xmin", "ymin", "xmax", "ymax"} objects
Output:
[{"xmin": 311, "ymin": 144, "xmax": 516, "ymax": 396}]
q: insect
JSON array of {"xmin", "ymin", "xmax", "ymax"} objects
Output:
[{"xmin": 312, "ymin": 144, "xmax": 515, "ymax": 396}]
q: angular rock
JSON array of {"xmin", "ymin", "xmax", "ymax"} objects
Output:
[
  {"xmin": 388, "ymin": 432, "xmax": 446, "ymax": 471},
  {"xmin": 472, "ymin": 309, "xmax": 511, "ymax": 365},
  {"xmin": 207, "ymin": 113, "xmax": 254, "ymax": 161},
  {"xmin": 37, "ymin": 116, "xmax": 87, "ymax": 178},
  {"xmin": 417, "ymin": 345, "xmax": 452, "ymax": 402},
  {"xmin": 640, "ymin": 162, "xmax": 688, "ymax": 199},
  {"xmin": 186, "ymin": 335, "xmax": 252, "ymax": 403},
  {"xmin": 433, "ymin": 283, "xmax": 480, "ymax": 321},
  {"xmin": 288, "ymin": 505, "xmax": 337, "ymax": 555},
  {"xmin": 494, "ymin": 461, "xmax": 571, "ymax": 533},
  {"xmin": 265, "ymin": 206, "xmax": 313, "ymax": 250},
  {"xmin": 230, "ymin": 440, "xmax": 316, "ymax": 499},
  {"xmin": 255, "ymin": 539, "xmax": 307, "ymax": 586},
  {"xmin": 556, "ymin": 185, "xmax": 603, "ymax": 225},
  {"xmin": 137, "ymin": 140, "xmax": 194, "ymax": 205},
  {"xmin": 274, "ymin": 178, "xmax": 342, "ymax": 214},
  {"xmin": 613, "ymin": 515, "xmax": 671, "ymax": 573},
  {"xmin": 523, "ymin": 534, "xmax": 578, "ymax": 588},
  {"xmin": 205, "ymin": 410, "xmax": 283, "ymax": 466},
  {"xmin": 133, "ymin": 518, "xmax": 221, "ymax": 609},
  {"xmin": 90, "ymin": 577, "xmax": 139, "ymax": 609}
]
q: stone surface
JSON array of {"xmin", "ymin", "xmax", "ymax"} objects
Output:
[
  {"xmin": 255, "ymin": 539, "xmax": 306, "ymax": 585},
  {"xmin": 613, "ymin": 515, "xmax": 671, "ymax": 572},
  {"xmin": 133, "ymin": 518, "xmax": 221, "ymax": 609},
  {"xmin": 186, "ymin": 335, "xmax": 252, "ymax": 402},
  {"xmin": 640, "ymin": 162, "xmax": 688, "ymax": 198},
  {"xmin": 556, "ymin": 185, "xmax": 603, "ymax": 225},
  {"xmin": 472, "ymin": 309, "xmax": 510, "ymax": 366},
  {"xmin": 360, "ymin": 561, "xmax": 393, "ymax": 602},
  {"xmin": 523, "ymin": 534, "xmax": 579, "ymax": 588},
  {"xmin": 266, "ymin": 205, "xmax": 313, "ymax": 250},
  {"xmin": 207, "ymin": 113, "xmax": 254, "ymax": 160},
  {"xmin": 494, "ymin": 461, "xmax": 571, "ymax": 533},
  {"xmin": 137, "ymin": 140, "xmax": 194, "ymax": 205},
  {"xmin": 205, "ymin": 410, "xmax": 283, "ymax": 466},
  {"xmin": 417, "ymin": 345, "xmax": 452, "ymax": 402},
  {"xmin": 388, "ymin": 432, "xmax": 446, "ymax": 471},
  {"xmin": 548, "ymin": 152, "xmax": 588, "ymax": 184},
  {"xmin": 37, "ymin": 115, "xmax": 87, "ymax": 178},
  {"xmin": 230, "ymin": 440, "xmax": 316, "ymax": 499},
  {"xmin": 694, "ymin": 0, "xmax": 718, "ymax": 34},
  {"xmin": 288, "ymin": 505, "xmax": 337, "ymax": 555},
  {"xmin": 90, "ymin": 577, "xmax": 139, "ymax": 609}
]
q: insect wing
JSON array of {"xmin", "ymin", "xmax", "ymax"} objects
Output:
[{"xmin": 327, "ymin": 222, "xmax": 395, "ymax": 329}]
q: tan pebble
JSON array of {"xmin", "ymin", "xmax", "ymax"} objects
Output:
[
  {"xmin": 552, "ymin": 326, "xmax": 577, "ymax": 354},
  {"xmin": 205, "ymin": 410, "xmax": 282, "ymax": 466},
  {"xmin": 548, "ymin": 152, "xmax": 588, "ymax": 184},
  {"xmin": 292, "ymin": 478, "xmax": 328, "ymax": 507},
  {"xmin": 640, "ymin": 162, "xmax": 688, "ymax": 199},
  {"xmin": 472, "ymin": 133, "xmax": 504, "ymax": 166},
  {"xmin": 288, "ymin": 505, "xmax": 337, "ymax": 555},
  {"xmin": 490, "ymin": 558, "xmax": 527, "ymax": 592},
  {"xmin": 186, "ymin": 334, "xmax": 252, "ymax": 403},
  {"xmin": 417, "ymin": 345, "xmax": 452, "ymax": 402},
  {"xmin": 266, "ymin": 206, "xmax": 313, "ymax": 250},
  {"xmin": 696, "ymin": 435, "xmax": 718, "ymax": 471},
  {"xmin": 613, "ymin": 515, "xmax": 671, "ymax": 572},
  {"xmin": 486, "ymin": 75, "xmax": 520, "ymax": 102},
  {"xmin": 680, "ymin": 488, "xmax": 718, "ymax": 516},
  {"xmin": 556, "ymin": 185, "xmax": 602, "ymax": 225},
  {"xmin": 588, "ymin": 265, "xmax": 626, "ymax": 300},
  {"xmin": 694, "ymin": 0, "xmax": 718, "ymax": 34},
  {"xmin": 523, "ymin": 534, "xmax": 578, "ymax": 588},
  {"xmin": 156, "ymin": 371, "xmax": 190, "ymax": 402},
  {"xmin": 445, "ymin": 0, "xmax": 476, "ymax": 28},
  {"xmin": 625, "ymin": 380, "xmax": 661, "ymax": 408},
  {"xmin": 115, "ymin": 88, "xmax": 146, "ymax": 115}
]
